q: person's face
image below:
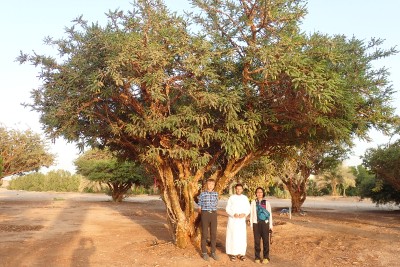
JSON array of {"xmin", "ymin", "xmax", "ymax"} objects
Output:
[
  {"xmin": 235, "ymin": 186, "xmax": 243, "ymax": 195},
  {"xmin": 207, "ymin": 181, "xmax": 215, "ymax": 191},
  {"xmin": 256, "ymin": 189, "xmax": 264, "ymax": 199}
]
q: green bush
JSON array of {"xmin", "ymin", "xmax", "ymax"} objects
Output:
[
  {"xmin": 129, "ymin": 185, "xmax": 150, "ymax": 195},
  {"xmin": 8, "ymin": 170, "xmax": 81, "ymax": 192},
  {"xmin": 269, "ymin": 185, "xmax": 290, "ymax": 199},
  {"xmin": 6, "ymin": 170, "xmax": 160, "ymax": 196}
]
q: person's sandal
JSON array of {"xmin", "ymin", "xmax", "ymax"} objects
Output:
[
  {"xmin": 230, "ymin": 255, "xmax": 237, "ymax": 261},
  {"xmin": 238, "ymin": 255, "xmax": 246, "ymax": 261}
]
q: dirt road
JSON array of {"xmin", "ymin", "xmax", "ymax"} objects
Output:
[{"xmin": 0, "ymin": 189, "xmax": 399, "ymax": 267}]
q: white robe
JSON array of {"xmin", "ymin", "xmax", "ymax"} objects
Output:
[{"xmin": 225, "ymin": 194, "xmax": 251, "ymax": 255}]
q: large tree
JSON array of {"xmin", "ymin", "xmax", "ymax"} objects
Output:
[
  {"xmin": 74, "ymin": 148, "xmax": 152, "ymax": 202},
  {"xmin": 0, "ymin": 125, "xmax": 55, "ymax": 179},
  {"xmin": 18, "ymin": 0, "xmax": 397, "ymax": 247}
]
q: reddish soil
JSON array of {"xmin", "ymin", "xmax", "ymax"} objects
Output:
[{"xmin": 0, "ymin": 189, "xmax": 399, "ymax": 267}]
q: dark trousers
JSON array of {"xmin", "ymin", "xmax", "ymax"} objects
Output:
[
  {"xmin": 201, "ymin": 210, "xmax": 217, "ymax": 254},
  {"xmin": 253, "ymin": 221, "xmax": 270, "ymax": 260}
]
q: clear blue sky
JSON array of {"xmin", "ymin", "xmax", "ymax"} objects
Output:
[{"xmin": 1, "ymin": 0, "xmax": 399, "ymax": 173}]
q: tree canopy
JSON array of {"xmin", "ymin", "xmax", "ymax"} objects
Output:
[
  {"xmin": 74, "ymin": 148, "xmax": 152, "ymax": 202},
  {"xmin": 362, "ymin": 136, "xmax": 400, "ymax": 204},
  {"xmin": 0, "ymin": 125, "xmax": 55, "ymax": 179},
  {"xmin": 18, "ymin": 0, "xmax": 398, "ymax": 247}
]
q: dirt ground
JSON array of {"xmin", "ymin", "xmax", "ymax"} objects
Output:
[{"xmin": 0, "ymin": 188, "xmax": 399, "ymax": 267}]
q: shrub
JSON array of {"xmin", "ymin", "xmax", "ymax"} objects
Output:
[{"xmin": 8, "ymin": 170, "xmax": 81, "ymax": 192}]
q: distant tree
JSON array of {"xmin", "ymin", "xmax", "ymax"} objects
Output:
[
  {"xmin": 8, "ymin": 170, "xmax": 81, "ymax": 192},
  {"xmin": 339, "ymin": 166, "xmax": 356, "ymax": 197},
  {"xmin": 276, "ymin": 141, "xmax": 348, "ymax": 211},
  {"xmin": 353, "ymin": 165, "xmax": 375, "ymax": 196},
  {"xmin": 0, "ymin": 125, "xmax": 55, "ymax": 179},
  {"xmin": 317, "ymin": 164, "xmax": 356, "ymax": 196},
  {"xmin": 237, "ymin": 157, "xmax": 276, "ymax": 200},
  {"xmin": 363, "ymin": 139, "xmax": 400, "ymax": 191},
  {"xmin": 18, "ymin": 0, "xmax": 398, "ymax": 247},
  {"xmin": 306, "ymin": 178, "xmax": 322, "ymax": 196},
  {"xmin": 74, "ymin": 148, "xmax": 152, "ymax": 202},
  {"xmin": 0, "ymin": 157, "xmax": 3, "ymax": 177},
  {"xmin": 361, "ymin": 138, "xmax": 400, "ymax": 205}
]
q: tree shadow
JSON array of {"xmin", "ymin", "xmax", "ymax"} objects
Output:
[
  {"xmin": 0, "ymin": 198, "xmax": 92, "ymax": 266},
  {"xmin": 70, "ymin": 237, "xmax": 96, "ymax": 267},
  {"xmin": 112, "ymin": 199, "xmax": 173, "ymax": 244}
]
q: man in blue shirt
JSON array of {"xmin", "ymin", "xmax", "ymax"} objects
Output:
[{"xmin": 198, "ymin": 179, "xmax": 219, "ymax": 261}]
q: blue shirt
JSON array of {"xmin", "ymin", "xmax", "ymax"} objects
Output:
[{"xmin": 198, "ymin": 191, "xmax": 219, "ymax": 211}]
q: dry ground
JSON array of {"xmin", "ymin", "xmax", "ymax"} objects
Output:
[{"xmin": 0, "ymin": 188, "xmax": 399, "ymax": 267}]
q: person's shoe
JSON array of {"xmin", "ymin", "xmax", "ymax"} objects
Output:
[
  {"xmin": 255, "ymin": 259, "xmax": 261, "ymax": 263},
  {"xmin": 202, "ymin": 253, "xmax": 209, "ymax": 261},
  {"xmin": 238, "ymin": 255, "xmax": 246, "ymax": 261},
  {"xmin": 262, "ymin": 258, "xmax": 269, "ymax": 264},
  {"xmin": 210, "ymin": 253, "xmax": 219, "ymax": 261}
]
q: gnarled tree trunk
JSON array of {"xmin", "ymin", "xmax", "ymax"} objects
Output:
[
  {"xmin": 155, "ymin": 155, "xmax": 254, "ymax": 248},
  {"xmin": 157, "ymin": 160, "xmax": 198, "ymax": 248},
  {"xmin": 107, "ymin": 181, "xmax": 133, "ymax": 202},
  {"xmin": 281, "ymin": 174, "xmax": 308, "ymax": 213}
]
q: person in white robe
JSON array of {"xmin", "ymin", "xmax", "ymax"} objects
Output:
[{"xmin": 225, "ymin": 183, "xmax": 251, "ymax": 261}]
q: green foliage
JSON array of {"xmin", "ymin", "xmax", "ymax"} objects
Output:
[
  {"xmin": 237, "ymin": 157, "xmax": 276, "ymax": 199},
  {"xmin": 74, "ymin": 148, "xmax": 151, "ymax": 185},
  {"xmin": 17, "ymin": 0, "xmax": 397, "ymax": 178},
  {"xmin": 74, "ymin": 148, "xmax": 153, "ymax": 201},
  {"xmin": 363, "ymin": 139, "xmax": 400, "ymax": 192},
  {"xmin": 268, "ymin": 185, "xmax": 290, "ymax": 199},
  {"xmin": 0, "ymin": 125, "xmax": 55, "ymax": 179},
  {"xmin": 79, "ymin": 178, "xmax": 107, "ymax": 193},
  {"xmin": 128, "ymin": 185, "xmax": 157, "ymax": 195},
  {"xmin": 364, "ymin": 182, "xmax": 400, "ymax": 205},
  {"xmin": 8, "ymin": 170, "xmax": 81, "ymax": 192},
  {"xmin": 307, "ymin": 179, "xmax": 322, "ymax": 196},
  {"xmin": 316, "ymin": 164, "xmax": 356, "ymax": 196},
  {"xmin": 356, "ymin": 164, "xmax": 400, "ymax": 205},
  {"xmin": 360, "ymin": 139, "xmax": 400, "ymax": 205}
]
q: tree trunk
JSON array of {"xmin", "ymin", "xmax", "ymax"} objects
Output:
[
  {"xmin": 155, "ymin": 155, "xmax": 252, "ymax": 248},
  {"xmin": 282, "ymin": 175, "xmax": 308, "ymax": 213},
  {"xmin": 157, "ymin": 161, "xmax": 198, "ymax": 248},
  {"xmin": 287, "ymin": 187, "xmax": 307, "ymax": 212},
  {"xmin": 108, "ymin": 182, "xmax": 132, "ymax": 202},
  {"xmin": 331, "ymin": 180, "xmax": 338, "ymax": 196}
]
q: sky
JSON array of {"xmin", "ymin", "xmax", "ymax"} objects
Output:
[{"xmin": 1, "ymin": 0, "xmax": 399, "ymax": 174}]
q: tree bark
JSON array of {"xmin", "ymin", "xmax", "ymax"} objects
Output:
[
  {"xmin": 288, "ymin": 189, "xmax": 307, "ymax": 212},
  {"xmin": 108, "ymin": 181, "xmax": 132, "ymax": 202},
  {"xmin": 153, "ymin": 154, "xmax": 255, "ymax": 248},
  {"xmin": 157, "ymin": 160, "xmax": 198, "ymax": 248},
  {"xmin": 331, "ymin": 180, "xmax": 338, "ymax": 196},
  {"xmin": 282, "ymin": 174, "xmax": 308, "ymax": 213}
]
